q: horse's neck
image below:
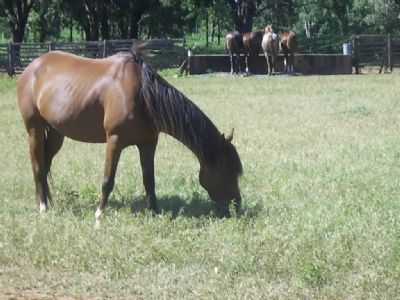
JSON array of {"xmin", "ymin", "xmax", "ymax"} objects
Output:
[
  {"xmin": 160, "ymin": 104, "xmax": 221, "ymax": 164},
  {"xmin": 141, "ymin": 69, "xmax": 222, "ymax": 163}
]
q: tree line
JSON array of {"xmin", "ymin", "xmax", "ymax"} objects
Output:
[{"xmin": 1, "ymin": 0, "xmax": 400, "ymax": 46}]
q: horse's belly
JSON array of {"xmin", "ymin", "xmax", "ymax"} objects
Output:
[
  {"xmin": 50, "ymin": 117, "xmax": 107, "ymax": 143},
  {"xmin": 39, "ymin": 96, "xmax": 107, "ymax": 143}
]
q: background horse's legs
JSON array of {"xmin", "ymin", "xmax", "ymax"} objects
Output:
[
  {"xmin": 271, "ymin": 54, "xmax": 276, "ymax": 75},
  {"xmin": 236, "ymin": 53, "xmax": 241, "ymax": 74},
  {"xmin": 245, "ymin": 53, "xmax": 250, "ymax": 74},
  {"xmin": 264, "ymin": 52, "xmax": 271, "ymax": 75},
  {"xmin": 138, "ymin": 142, "xmax": 158, "ymax": 213},
  {"xmin": 28, "ymin": 126, "xmax": 48, "ymax": 212},
  {"xmin": 289, "ymin": 52, "xmax": 295, "ymax": 73},
  {"xmin": 229, "ymin": 53, "xmax": 234, "ymax": 75},
  {"xmin": 284, "ymin": 53, "xmax": 289, "ymax": 73},
  {"xmin": 95, "ymin": 135, "xmax": 123, "ymax": 227}
]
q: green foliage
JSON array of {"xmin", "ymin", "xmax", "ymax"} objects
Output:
[{"xmin": 1, "ymin": 0, "xmax": 400, "ymax": 53}]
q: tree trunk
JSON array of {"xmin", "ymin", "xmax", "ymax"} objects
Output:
[
  {"xmin": 129, "ymin": 14, "xmax": 140, "ymax": 39},
  {"xmin": 5, "ymin": 0, "xmax": 35, "ymax": 43},
  {"xmin": 100, "ymin": 0, "xmax": 110, "ymax": 40},
  {"xmin": 205, "ymin": 10, "xmax": 209, "ymax": 47},
  {"xmin": 70, "ymin": 14, "xmax": 73, "ymax": 42},
  {"xmin": 211, "ymin": 15, "xmax": 215, "ymax": 43},
  {"xmin": 228, "ymin": 0, "xmax": 256, "ymax": 33},
  {"xmin": 217, "ymin": 19, "xmax": 221, "ymax": 45}
]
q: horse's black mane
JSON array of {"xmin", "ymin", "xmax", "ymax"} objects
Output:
[{"xmin": 129, "ymin": 48, "xmax": 242, "ymax": 176}]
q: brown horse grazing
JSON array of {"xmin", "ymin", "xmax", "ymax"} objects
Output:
[
  {"xmin": 17, "ymin": 49, "xmax": 243, "ymax": 224},
  {"xmin": 242, "ymin": 31, "xmax": 263, "ymax": 74},
  {"xmin": 225, "ymin": 31, "xmax": 243, "ymax": 74},
  {"xmin": 280, "ymin": 31, "xmax": 297, "ymax": 73},
  {"xmin": 262, "ymin": 25, "xmax": 279, "ymax": 75}
]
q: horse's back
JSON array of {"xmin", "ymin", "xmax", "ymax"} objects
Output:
[{"xmin": 17, "ymin": 51, "xmax": 144, "ymax": 143}]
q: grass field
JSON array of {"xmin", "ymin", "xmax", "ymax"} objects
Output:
[{"xmin": 1, "ymin": 72, "xmax": 400, "ymax": 299}]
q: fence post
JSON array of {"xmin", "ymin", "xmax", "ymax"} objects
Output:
[
  {"xmin": 7, "ymin": 42, "xmax": 15, "ymax": 76},
  {"xmin": 102, "ymin": 40, "xmax": 107, "ymax": 57},
  {"xmin": 388, "ymin": 34, "xmax": 392, "ymax": 72},
  {"xmin": 352, "ymin": 35, "xmax": 360, "ymax": 74}
]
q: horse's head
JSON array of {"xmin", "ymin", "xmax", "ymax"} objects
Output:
[
  {"xmin": 199, "ymin": 129, "xmax": 243, "ymax": 215},
  {"xmin": 265, "ymin": 25, "xmax": 273, "ymax": 33}
]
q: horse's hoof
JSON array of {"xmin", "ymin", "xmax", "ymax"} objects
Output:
[{"xmin": 94, "ymin": 219, "xmax": 101, "ymax": 229}]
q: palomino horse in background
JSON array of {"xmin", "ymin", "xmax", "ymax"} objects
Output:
[
  {"xmin": 262, "ymin": 25, "xmax": 279, "ymax": 75},
  {"xmin": 17, "ymin": 48, "xmax": 243, "ymax": 224},
  {"xmin": 225, "ymin": 31, "xmax": 243, "ymax": 74},
  {"xmin": 242, "ymin": 31, "xmax": 263, "ymax": 74},
  {"xmin": 280, "ymin": 31, "xmax": 297, "ymax": 73}
]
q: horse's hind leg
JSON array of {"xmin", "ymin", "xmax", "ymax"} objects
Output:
[
  {"xmin": 28, "ymin": 125, "xmax": 64, "ymax": 212},
  {"xmin": 138, "ymin": 142, "xmax": 158, "ymax": 213},
  {"xmin": 95, "ymin": 135, "xmax": 123, "ymax": 227},
  {"xmin": 27, "ymin": 125, "xmax": 48, "ymax": 212}
]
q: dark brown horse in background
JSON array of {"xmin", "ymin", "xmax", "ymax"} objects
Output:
[
  {"xmin": 17, "ymin": 48, "xmax": 243, "ymax": 225},
  {"xmin": 225, "ymin": 31, "xmax": 243, "ymax": 74},
  {"xmin": 242, "ymin": 31, "xmax": 263, "ymax": 74},
  {"xmin": 280, "ymin": 31, "xmax": 297, "ymax": 73},
  {"xmin": 262, "ymin": 25, "xmax": 279, "ymax": 75}
]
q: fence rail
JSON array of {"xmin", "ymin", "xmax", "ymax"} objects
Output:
[
  {"xmin": 0, "ymin": 39, "xmax": 185, "ymax": 75},
  {"xmin": 352, "ymin": 34, "xmax": 400, "ymax": 73}
]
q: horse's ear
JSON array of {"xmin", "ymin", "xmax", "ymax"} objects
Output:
[{"xmin": 226, "ymin": 128, "xmax": 234, "ymax": 143}]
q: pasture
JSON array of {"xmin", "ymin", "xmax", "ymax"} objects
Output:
[{"xmin": 1, "ymin": 73, "xmax": 400, "ymax": 299}]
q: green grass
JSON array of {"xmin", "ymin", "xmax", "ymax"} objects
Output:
[{"xmin": 1, "ymin": 72, "xmax": 400, "ymax": 298}]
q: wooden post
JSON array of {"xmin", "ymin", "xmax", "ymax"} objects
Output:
[
  {"xmin": 388, "ymin": 34, "xmax": 392, "ymax": 72},
  {"xmin": 352, "ymin": 35, "xmax": 360, "ymax": 74},
  {"xmin": 102, "ymin": 40, "xmax": 107, "ymax": 57},
  {"xmin": 7, "ymin": 42, "xmax": 14, "ymax": 76}
]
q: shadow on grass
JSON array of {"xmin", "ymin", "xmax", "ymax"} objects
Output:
[
  {"xmin": 54, "ymin": 188, "xmax": 261, "ymax": 219},
  {"xmin": 129, "ymin": 194, "xmax": 215, "ymax": 218}
]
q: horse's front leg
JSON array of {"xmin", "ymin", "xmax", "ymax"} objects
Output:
[
  {"xmin": 27, "ymin": 126, "xmax": 48, "ymax": 212},
  {"xmin": 264, "ymin": 52, "xmax": 271, "ymax": 75},
  {"xmin": 271, "ymin": 54, "xmax": 276, "ymax": 75},
  {"xmin": 95, "ymin": 134, "xmax": 123, "ymax": 227},
  {"xmin": 138, "ymin": 142, "xmax": 159, "ymax": 213}
]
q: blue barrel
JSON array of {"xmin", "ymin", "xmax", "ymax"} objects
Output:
[{"xmin": 342, "ymin": 43, "xmax": 352, "ymax": 55}]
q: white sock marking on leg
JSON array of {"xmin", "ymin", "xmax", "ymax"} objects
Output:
[{"xmin": 39, "ymin": 202, "xmax": 47, "ymax": 213}]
